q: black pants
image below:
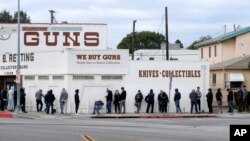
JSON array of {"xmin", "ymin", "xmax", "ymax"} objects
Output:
[
  {"xmin": 207, "ymin": 102, "xmax": 213, "ymax": 113},
  {"xmin": 161, "ymin": 105, "xmax": 167, "ymax": 113},
  {"xmin": 75, "ymin": 103, "xmax": 79, "ymax": 114},
  {"xmin": 36, "ymin": 99, "xmax": 43, "ymax": 112},
  {"xmin": 158, "ymin": 103, "xmax": 162, "ymax": 112},
  {"xmin": 146, "ymin": 102, "xmax": 154, "ymax": 113},
  {"xmin": 114, "ymin": 103, "xmax": 120, "ymax": 113},
  {"xmin": 197, "ymin": 99, "xmax": 201, "ymax": 112}
]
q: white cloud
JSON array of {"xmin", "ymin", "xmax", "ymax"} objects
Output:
[{"xmin": 1, "ymin": 0, "xmax": 250, "ymax": 48}]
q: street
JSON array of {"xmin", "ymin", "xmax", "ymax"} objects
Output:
[{"xmin": 1, "ymin": 115, "xmax": 250, "ymax": 141}]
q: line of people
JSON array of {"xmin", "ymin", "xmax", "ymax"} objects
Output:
[{"xmin": 0, "ymin": 87, "xmax": 27, "ymax": 113}]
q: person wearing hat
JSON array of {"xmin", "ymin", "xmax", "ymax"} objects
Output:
[{"xmin": 75, "ymin": 89, "xmax": 80, "ymax": 115}]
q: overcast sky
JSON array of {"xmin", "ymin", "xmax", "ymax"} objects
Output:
[{"xmin": 1, "ymin": 0, "xmax": 250, "ymax": 48}]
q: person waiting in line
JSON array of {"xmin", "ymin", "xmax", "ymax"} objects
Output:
[
  {"xmin": 134, "ymin": 90, "xmax": 143, "ymax": 113},
  {"xmin": 93, "ymin": 99, "xmax": 104, "ymax": 115},
  {"xmin": 158, "ymin": 90, "xmax": 164, "ymax": 113},
  {"xmin": 196, "ymin": 87, "xmax": 202, "ymax": 112},
  {"xmin": 20, "ymin": 88, "xmax": 28, "ymax": 113},
  {"xmin": 189, "ymin": 89, "xmax": 198, "ymax": 114},
  {"xmin": 227, "ymin": 88, "xmax": 234, "ymax": 113},
  {"xmin": 145, "ymin": 89, "xmax": 155, "ymax": 113},
  {"xmin": 160, "ymin": 91, "xmax": 169, "ymax": 113},
  {"xmin": 206, "ymin": 88, "xmax": 213, "ymax": 114},
  {"xmin": 7, "ymin": 86, "xmax": 15, "ymax": 111},
  {"xmin": 45, "ymin": 90, "xmax": 55, "ymax": 114},
  {"xmin": 35, "ymin": 89, "xmax": 44, "ymax": 112},
  {"xmin": 60, "ymin": 88, "xmax": 68, "ymax": 114},
  {"xmin": 113, "ymin": 90, "xmax": 121, "ymax": 114},
  {"xmin": 242, "ymin": 85, "xmax": 249, "ymax": 111},
  {"xmin": 216, "ymin": 88, "xmax": 223, "ymax": 114},
  {"xmin": 174, "ymin": 88, "xmax": 182, "ymax": 113},
  {"xmin": 74, "ymin": 89, "xmax": 80, "ymax": 115},
  {"xmin": 237, "ymin": 88, "xmax": 243, "ymax": 112},
  {"xmin": 106, "ymin": 88, "xmax": 113, "ymax": 114},
  {"xmin": 1, "ymin": 88, "xmax": 8, "ymax": 110},
  {"xmin": 120, "ymin": 87, "xmax": 127, "ymax": 114}
]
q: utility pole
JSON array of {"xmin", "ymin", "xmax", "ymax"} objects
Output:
[
  {"xmin": 15, "ymin": 0, "xmax": 21, "ymax": 114},
  {"xmin": 165, "ymin": 7, "xmax": 169, "ymax": 60},
  {"xmin": 132, "ymin": 20, "xmax": 137, "ymax": 60},
  {"xmin": 49, "ymin": 10, "xmax": 55, "ymax": 24}
]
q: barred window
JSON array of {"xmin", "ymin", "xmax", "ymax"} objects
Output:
[
  {"xmin": 24, "ymin": 75, "xmax": 35, "ymax": 80},
  {"xmin": 73, "ymin": 75, "xmax": 94, "ymax": 80},
  {"xmin": 38, "ymin": 76, "xmax": 49, "ymax": 80},
  {"xmin": 52, "ymin": 75, "xmax": 64, "ymax": 80},
  {"xmin": 102, "ymin": 75, "xmax": 123, "ymax": 80}
]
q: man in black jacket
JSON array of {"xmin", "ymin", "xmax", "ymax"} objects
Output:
[
  {"xmin": 145, "ymin": 89, "xmax": 155, "ymax": 113},
  {"xmin": 227, "ymin": 88, "xmax": 233, "ymax": 113},
  {"xmin": 135, "ymin": 90, "xmax": 143, "ymax": 113},
  {"xmin": 216, "ymin": 88, "xmax": 223, "ymax": 114},
  {"xmin": 45, "ymin": 90, "xmax": 55, "ymax": 114},
  {"xmin": 75, "ymin": 89, "xmax": 80, "ymax": 115},
  {"xmin": 106, "ymin": 89, "xmax": 113, "ymax": 114},
  {"xmin": 174, "ymin": 88, "xmax": 182, "ymax": 113},
  {"xmin": 120, "ymin": 87, "xmax": 126, "ymax": 114}
]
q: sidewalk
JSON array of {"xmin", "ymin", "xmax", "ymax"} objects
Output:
[{"xmin": 2, "ymin": 111, "xmax": 250, "ymax": 119}]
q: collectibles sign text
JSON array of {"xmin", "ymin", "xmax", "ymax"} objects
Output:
[{"xmin": 139, "ymin": 70, "xmax": 201, "ymax": 78}]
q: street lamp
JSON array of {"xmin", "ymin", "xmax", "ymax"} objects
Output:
[{"xmin": 15, "ymin": 0, "xmax": 21, "ymax": 114}]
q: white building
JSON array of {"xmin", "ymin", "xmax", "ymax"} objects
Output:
[
  {"xmin": 133, "ymin": 49, "xmax": 199, "ymax": 61},
  {"xmin": 0, "ymin": 23, "xmax": 209, "ymax": 113}
]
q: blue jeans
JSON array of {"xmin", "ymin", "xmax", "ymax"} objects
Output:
[
  {"xmin": 175, "ymin": 100, "xmax": 182, "ymax": 113},
  {"xmin": 93, "ymin": 105, "xmax": 102, "ymax": 114},
  {"xmin": 106, "ymin": 101, "xmax": 112, "ymax": 113},
  {"xmin": 46, "ymin": 102, "xmax": 54, "ymax": 114},
  {"xmin": 60, "ymin": 101, "xmax": 66, "ymax": 114},
  {"xmin": 191, "ymin": 101, "xmax": 198, "ymax": 113},
  {"xmin": 228, "ymin": 100, "xmax": 233, "ymax": 113}
]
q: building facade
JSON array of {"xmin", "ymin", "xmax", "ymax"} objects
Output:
[
  {"xmin": 0, "ymin": 23, "xmax": 209, "ymax": 113},
  {"xmin": 196, "ymin": 26, "xmax": 250, "ymax": 104}
]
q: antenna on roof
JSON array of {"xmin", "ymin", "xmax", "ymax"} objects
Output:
[
  {"xmin": 233, "ymin": 24, "xmax": 236, "ymax": 31},
  {"xmin": 224, "ymin": 25, "xmax": 227, "ymax": 34},
  {"xmin": 49, "ymin": 10, "xmax": 56, "ymax": 24}
]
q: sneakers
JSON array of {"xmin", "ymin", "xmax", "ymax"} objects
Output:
[{"xmin": 75, "ymin": 113, "xmax": 79, "ymax": 115}]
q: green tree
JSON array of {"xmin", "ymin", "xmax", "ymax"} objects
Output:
[
  {"xmin": 117, "ymin": 31, "xmax": 165, "ymax": 53},
  {"xmin": 187, "ymin": 35, "xmax": 212, "ymax": 50},
  {"xmin": 0, "ymin": 10, "xmax": 31, "ymax": 23},
  {"xmin": 175, "ymin": 39, "xmax": 184, "ymax": 48},
  {"xmin": 13, "ymin": 10, "xmax": 31, "ymax": 23},
  {"xmin": 0, "ymin": 10, "xmax": 13, "ymax": 23}
]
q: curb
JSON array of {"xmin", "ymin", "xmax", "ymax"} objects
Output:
[
  {"xmin": 90, "ymin": 114, "xmax": 217, "ymax": 119},
  {"xmin": 0, "ymin": 112, "xmax": 13, "ymax": 118}
]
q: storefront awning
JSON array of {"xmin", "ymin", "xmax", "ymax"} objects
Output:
[{"xmin": 229, "ymin": 73, "xmax": 245, "ymax": 82}]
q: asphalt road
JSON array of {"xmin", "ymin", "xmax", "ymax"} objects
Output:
[{"xmin": 1, "ymin": 116, "xmax": 250, "ymax": 141}]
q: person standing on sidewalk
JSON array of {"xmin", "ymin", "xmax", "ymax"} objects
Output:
[
  {"xmin": 35, "ymin": 89, "xmax": 44, "ymax": 112},
  {"xmin": 242, "ymin": 85, "xmax": 249, "ymax": 111},
  {"xmin": 113, "ymin": 90, "xmax": 121, "ymax": 114},
  {"xmin": 216, "ymin": 88, "xmax": 223, "ymax": 114},
  {"xmin": 145, "ymin": 89, "xmax": 155, "ymax": 113},
  {"xmin": 120, "ymin": 87, "xmax": 127, "ymax": 114},
  {"xmin": 196, "ymin": 87, "xmax": 202, "ymax": 112},
  {"xmin": 106, "ymin": 89, "xmax": 113, "ymax": 114},
  {"xmin": 134, "ymin": 90, "xmax": 143, "ymax": 113},
  {"xmin": 74, "ymin": 89, "xmax": 80, "ymax": 115},
  {"xmin": 45, "ymin": 90, "xmax": 55, "ymax": 114},
  {"xmin": 227, "ymin": 88, "xmax": 234, "ymax": 113},
  {"xmin": 60, "ymin": 88, "xmax": 68, "ymax": 114},
  {"xmin": 161, "ymin": 91, "xmax": 169, "ymax": 113},
  {"xmin": 174, "ymin": 88, "xmax": 182, "ymax": 113},
  {"xmin": 20, "ymin": 88, "xmax": 28, "ymax": 113},
  {"xmin": 206, "ymin": 88, "xmax": 213, "ymax": 113},
  {"xmin": 7, "ymin": 86, "xmax": 15, "ymax": 111},
  {"xmin": 158, "ymin": 90, "xmax": 164, "ymax": 113},
  {"xmin": 237, "ymin": 88, "xmax": 243, "ymax": 112},
  {"xmin": 189, "ymin": 89, "xmax": 198, "ymax": 114}
]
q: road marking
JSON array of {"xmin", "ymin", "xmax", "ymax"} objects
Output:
[{"xmin": 80, "ymin": 135, "xmax": 96, "ymax": 141}]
